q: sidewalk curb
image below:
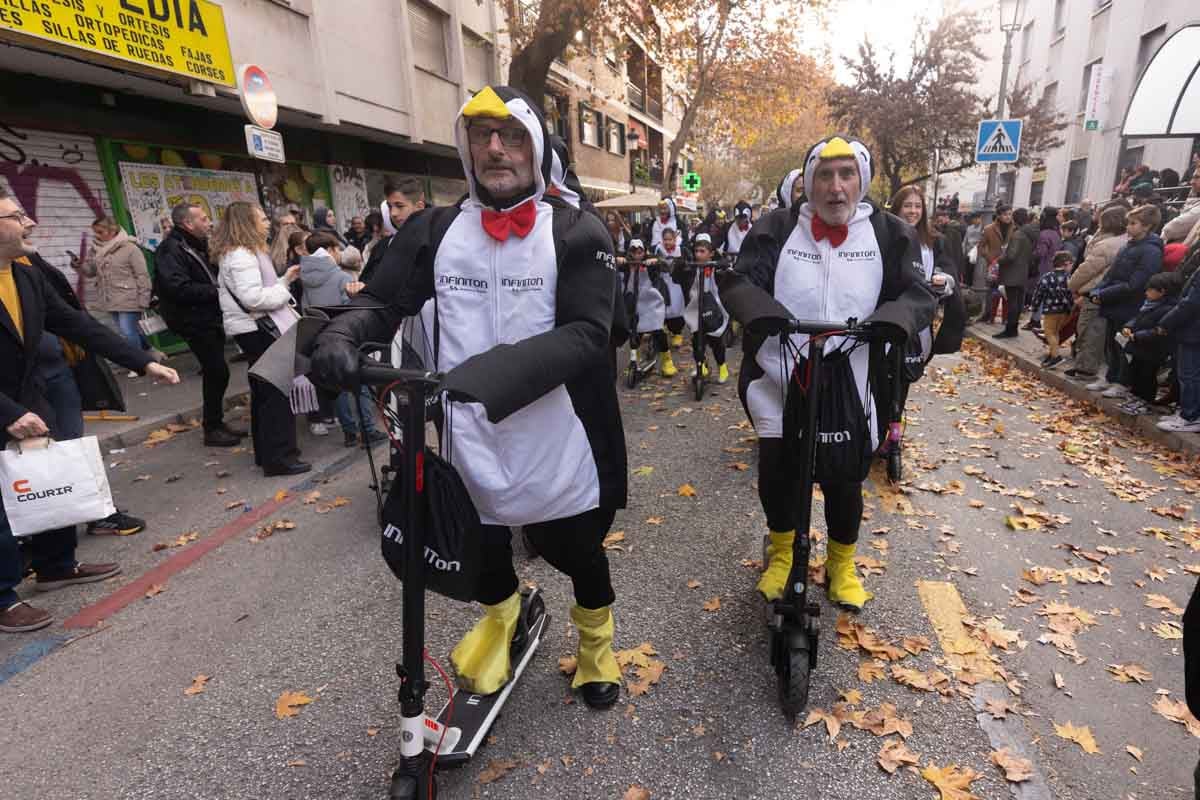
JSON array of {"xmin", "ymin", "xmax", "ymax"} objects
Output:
[
  {"xmin": 965, "ymin": 327, "xmax": 1200, "ymax": 460},
  {"xmin": 92, "ymin": 390, "xmax": 251, "ymax": 452}
]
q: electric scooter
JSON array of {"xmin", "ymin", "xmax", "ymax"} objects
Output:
[
  {"xmin": 623, "ymin": 259, "xmax": 662, "ymax": 389},
  {"xmin": 685, "ymin": 261, "xmax": 732, "ymax": 402},
  {"xmin": 760, "ymin": 318, "xmax": 905, "ymax": 718},
  {"xmin": 356, "ymin": 362, "xmax": 548, "ymax": 799}
]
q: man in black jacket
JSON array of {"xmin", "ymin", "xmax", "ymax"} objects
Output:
[
  {"xmin": 0, "ymin": 188, "xmax": 180, "ymax": 633},
  {"xmin": 359, "ymin": 179, "xmax": 427, "ymax": 284},
  {"xmin": 153, "ymin": 203, "xmax": 242, "ymax": 447}
]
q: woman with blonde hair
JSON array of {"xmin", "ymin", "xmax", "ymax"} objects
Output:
[
  {"xmin": 74, "ymin": 216, "xmax": 157, "ymax": 373},
  {"xmin": 212, "ymin": 201, "xmax": 309, "ymax": 476}
]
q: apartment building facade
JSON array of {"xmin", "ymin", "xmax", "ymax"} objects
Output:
[
  {"xmin": 0, "ymin": 0, "xmax": 501, "ymax": 276},
  {"xmin": 993, "ymin": 0, "xmax": 1199, "ymax": 209}
]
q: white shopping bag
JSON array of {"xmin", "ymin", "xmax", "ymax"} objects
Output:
[{"xmin": 0, "ymin": 437, "xmax": 116, "ymax": 537}]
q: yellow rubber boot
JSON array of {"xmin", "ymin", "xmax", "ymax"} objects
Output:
[
  {"xmin": 659, "ymin": 352, "xmax": 677, "ymax": 377},
  {"xmin": 450, "ymin": 591, "xmax": 521, "ymax": 695},
  {"xmin": 694, "ymin": 363, "xmax": 710, "ymax": 378},
  {"xmin": 826, "ymin": 540, "xmax": 873, "ymax": 611},
  {"xmin": 569, "ymin": 605, "xmax": 621, "ymax": 689},
  {"xmin": 717, "ymin": 364, "xmax": 730, "ymax": 384},
  {"xmin": 756, "ymin": 530, "xmax": 795, "ymax": 601}
]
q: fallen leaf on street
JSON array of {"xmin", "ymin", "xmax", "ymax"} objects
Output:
[
  {"xmin": 877, "ymin": 738, "xmax": 920, "ymax": 774},
  {"xmin": 152, "ymin": 531, "xmax": 199, "ymax": 552},
  {"xmin": 273, "ymin": 489, "xmax": 289, "ymax": 502},
  {"xmin": 303, "ymin": 491, "xmax": 321, "ymax": 504},
  {"xmin": 901, "ymin": 636, "xmax": 932, "ymax": 655},
  {"xmin": 275, "ymin": 690, "xmax": 314, "ymax": 719},
  {"xmin": 803, "ymin": 707, "xmax": 843, "ymax": 740},
  {"xmin": 1107, "ymin": 664, "xmax": 1152, "ymax": 684},
  {"xmin": 839, "ymin": 688, "xmax": 863, "ymax": 705},
  {"xmin": 702, "ymin": 596, "xmax": 721, "ymax": 612},
  {"xmin": 921, "ymin": 762, "xmax": 982, "ymax": 800},
  {"xmin": 1126, "ymin": 744, "xmax": 1143, "ymax": 762},
  {"xmin": 968, "ymin": 499, "xmax": 985, "ymax": 508},
  {"xmin": 1005, "ymin": 515, "xmax": 1043, "ymax": 531},
  {"xmin": 985, "ymin": 698, "xmax": 1016, "ymax": 719},
  {"xmin": 1152, "ymin": 695, "xmax": 1200, "ymax": 738},
  {"xmin": 1145, "ymin": 594, "xmax": 1183, "ymax": 615},
  {"xmin": 557, "ymin": 656, "xmax": 577, "ymax": 675},
  {"xmin": 990, "ymin": 748, "xmax": 1033, "ymax": 782},
  {"xmin": 225, "ymin": 500, "xmax": 247, "ymax": 510},
  {"xmin": 677, "ymin": 483, "xmax": 697, "ymax": 497},
  {"xmin": 602, "ymin": 531, "xmax": 626, "ymax": 550},
  {"xmin": 1053, "ymin": 721, "xmax": 1100, "ymax": 754},
  {"xmin": 646, "ymin": 516, "xmax": 664, "ymax": 525},
  {"xmin": 1152, "ymin": 621, "xmax": 1183, "ymax": 640},
  {"xmin": 477, "ymin": 758, "xmax": 518, "ymax": 784},
  {"xmin": 184, "ymin": 674, "xmax": 209, "ymax": 696},
  {"xmin": 729, "ymin": 462, "xmax": 750, "ymax": 471},
  {"xmin": 686, "ymin": 579, "xmax": 701, "ymax": 589},
  {"xmin": 285, "ymin": 759, "xmax": 306, "ymax": 767},
  {"xmin": 632, "ymin": 466, "xmax": 654, "ymax": 477},
  {"xmin": 858, "ymin": 659, "xmax": 886, "ymax": 683},
  {"xmin": 622, "ymin": 786, "xmax": 651, "ymax": 800},
  {"xmin": 144, "ymin": 583, "xmax": 166, "ymax": 598},
  {"xmin": 132, "ymin": 474, "xmax": 150, "ymax": 482}
]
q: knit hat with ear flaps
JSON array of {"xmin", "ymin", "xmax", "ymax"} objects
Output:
[
  {"xmin": 455, "ymin": 85, "xmax": 552, "ymax": 211},
  {"xmin": 801, "ymin": 135, "xmax": 873, "ymax": 204}
]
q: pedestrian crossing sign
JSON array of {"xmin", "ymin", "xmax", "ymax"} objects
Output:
[{"xmin": 976, "ymin": 119, "xmax": 1022, "ymax": 163}]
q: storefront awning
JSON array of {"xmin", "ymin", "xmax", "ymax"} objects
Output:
[
  {"xmin": 1122, "ymin": 23, "xmax": 1200, "ymax": 138},
  {"xmin": 594, "ymin": 189, "xmax": 663, "ymax": 210}
]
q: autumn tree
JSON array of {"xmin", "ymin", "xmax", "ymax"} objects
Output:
[
  {"xmin": 654, "ymin": 0, "xmax": 825, "ymax": 196},
  {"xmin": 827, "ymin": 14, "xmax": 986, "ymax": 200},
  {"xmin": 697, "ymin": 50, "xmax": 835, "ymax": 202},
  {"xmin": 1002, "ymin": 81, "xmax": 1069, "ymax": 169}
]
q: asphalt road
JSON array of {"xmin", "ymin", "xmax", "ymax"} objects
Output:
[{"xmin": 1, "ymin": 339, "xmax": 1197, "ymax": 800}]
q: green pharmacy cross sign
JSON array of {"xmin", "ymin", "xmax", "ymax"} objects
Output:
[{"xmin": 683, "ymin": 171, "xmax": 701, "ymax": 192}]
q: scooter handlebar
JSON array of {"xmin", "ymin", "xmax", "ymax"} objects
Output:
[{"xmin": 358, "ymin": 363, "xmax": 442, "ymax": 389}]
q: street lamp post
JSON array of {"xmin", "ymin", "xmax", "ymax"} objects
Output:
[{"xmin": 973, "ymin": 0, "xmax": 1025, "ymax": 308}]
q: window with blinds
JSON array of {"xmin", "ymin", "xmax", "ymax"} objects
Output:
[
  {"xmin": 409, "ymin": 0, "xmax": 448, "ymax": 76},
  {"xmin": 463, "ymin": 30, "xmax": 493, "ymax": 93}
]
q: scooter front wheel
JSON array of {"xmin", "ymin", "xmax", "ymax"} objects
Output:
[
  {"xmin": 778, "ymin": 646, "xmax": 811, "ymax": 719},
  {"xmin": 887, "ymin": 448, "xmax": 902, "ymax": 483},
  {"xmin": 693, "ymin": 374, "xmax": 704, "ymax": 402},
  {"xmin": 388, "ymin": 774, "xmax": 434, "ymax": 800},
  {"xmin": 626, "ymin": 362, "xmax": 637, "ymax": 389}
]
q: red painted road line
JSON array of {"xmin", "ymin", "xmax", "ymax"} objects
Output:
[{"xmin": 62, "ymin": 495, "xmax": 299, "ymax": 629}]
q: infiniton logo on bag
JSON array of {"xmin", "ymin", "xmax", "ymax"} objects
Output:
[
  {"xmin": 382, "ymin": 523, "xmax": 461, "ymax": 572},
  {"xmin": 12, "ymin": 479, "xmax": 73, "ymax": 502}
]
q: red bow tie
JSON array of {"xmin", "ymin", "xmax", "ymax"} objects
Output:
[
  {"xmin": 812, "ymin": 215, "xmax": 849, "ymax": 248},
  {"xmin": 482, "ymin": 201, "xmax": 536, "ymax": 241}
]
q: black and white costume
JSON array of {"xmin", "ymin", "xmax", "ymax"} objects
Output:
[
  {"xmin": 775, "ymin": 169, "xmax": 803, "ymax": 210},
  {"xmin": 720, "ymin": 136, "xmax": 934, "ymax": 609},
  {"xmin": 724, "ymin": 201, "xmax": 754, "ymax": 257}
]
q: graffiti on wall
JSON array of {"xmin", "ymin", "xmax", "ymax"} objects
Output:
[
  {"xmin": 0, "ymin": 124, "xmax": 111, "ymax": 288},
  {"xmin": 331, "ymin": 165, "xmax": 370, "ymax": 231}
]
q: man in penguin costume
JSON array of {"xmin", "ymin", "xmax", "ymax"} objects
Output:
[
  {"xmin": 719, "ymin": 135, "xmax": 935, "ymax": 612},
  {"xmin": 311, "ymin": 86, "xmax": 628, "ymax": 708},
  {"xmin": 647, "ymin": 196, "xmax": 687, "ymax": 252},
  {"xmin": 724, "ymin": 200, "xmax": 754, "ymax": 257}
]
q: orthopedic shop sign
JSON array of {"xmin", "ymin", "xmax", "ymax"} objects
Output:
[
  {"xmin": 0, "ymin": 0, "xmax": 236, "ymax": 87},
  {"xmin": 118, "ymin": 162, "xmax": 257, "ymax": 250}
]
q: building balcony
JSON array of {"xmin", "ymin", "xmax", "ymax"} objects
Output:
[
  {"xmin": 646, "ymin": 95, "xmax": 662, "ymax": 121},
  {"xmin": 627, "ymin": 82, "xmax": 645, "ymax": 112}
]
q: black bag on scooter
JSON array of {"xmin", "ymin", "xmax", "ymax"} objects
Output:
[
  {"xmin": 380, "ymin": 445, "xmax": 482, "ymax": 602},
  {"xmin": 700, "ymin": 288, "xmax": 724, "ymax": 333},
  {"xmin": 901, "ymin": 334, "xmax": 927, "ymax": 383},
  {"xmin": 782, "ymin": 348, "xmax": 876, "ymax": 484}
]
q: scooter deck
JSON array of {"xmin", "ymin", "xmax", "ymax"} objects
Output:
[{"xmin": 426, "ymin": 593, "xmax": 548, "ymax": 767}]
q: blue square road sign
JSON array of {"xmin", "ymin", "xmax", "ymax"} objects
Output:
[{"xmin": 976, "ymin": 119, "xmax": 1022, "ymax": 164}]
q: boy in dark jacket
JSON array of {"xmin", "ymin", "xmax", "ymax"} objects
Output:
[
  {"xmin": 1156, "ymin": 264, "xmax": 1200, "ymax": 433},
  {"xmin": 1030, "ymin": 251, "xmax": 1074, "ymax": 367},
  {"xmin": 1086, "ymin": 204, "xmax": 1164, "ymax": 398},
  {"xmin": 1118, "ymin": 271, "xmax": 1182, "ymax": 415}
]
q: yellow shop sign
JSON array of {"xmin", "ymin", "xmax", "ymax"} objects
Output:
[{"xmin": 0, "ymin": 0, "xmax": 236, "ymax": 87}]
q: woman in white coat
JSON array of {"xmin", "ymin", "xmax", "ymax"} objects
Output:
[{"xmin": 211, "ymin": 201, "xmax": 308, "ymax": 476}]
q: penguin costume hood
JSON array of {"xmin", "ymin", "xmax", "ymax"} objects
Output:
[
  {"xmin": 650, "ymin": 197, "xmax": 681, "ymax": 250},
  {"xmin": 455, "ymin": 85, "xmax": 553, "ymax": 212},
  {"xmin": 775, "ymin": 168, "xmax": 803, "ymax": 210},
  {"xmin": 548, "ymin": 134, "xmax": 595, "ymax": 215},
  {"xmin": 800, "ymin": 134, "xmax": 873, "ymax": 204}
]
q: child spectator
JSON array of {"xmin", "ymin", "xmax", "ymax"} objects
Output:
[
  {"xmin": 1086, "ymin": 204, "xmax": 1164, "ymax": 398},
  {"xmin": 298, "ymin": 232, "xmax": 385, "ymax": 447},
  {"xmin": 1118, "ymin": 272, "xmax": 1182, "ymax": 415},
  {"xmin": 1031, "ymin": 251, "xmax": 1075, "ymax": 367},
  {"xmin": 1156, "ymin": 259, "xmax": 1200, "ymax": 432}
]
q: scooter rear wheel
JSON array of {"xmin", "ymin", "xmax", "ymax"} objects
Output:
[
  {"xmin": 693, "ymin": 374, "xmax": 704, "ymax": 402},
  {"xmin": 778, "ymin": 646, "xmax": 811, "ymax": 719},
  {"xmin": 887, "ymin": 448, "xmax": 902, "ymax": 483},
  {"xmin": 388, "ymin": 774, "xmax": 434, "ymax": 799}
]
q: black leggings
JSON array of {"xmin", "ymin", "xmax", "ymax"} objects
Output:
[
  {"xmin": 757, "ymin": 438, "xmax": 862, "ymax": 545},
  {"xmin": 475, "ymin": 507, "xmax": 616, "ymax": 609},
  {"xmin": 632, "ymin": 331, "xmax": 668, "ymax": 354},
  {"xmin": 692, "ymin": 332, "xmax": 726, "ymax": 365},
  {"xmin": 665, "ymin": 317, "xmax": 685, "ymax": 335}
]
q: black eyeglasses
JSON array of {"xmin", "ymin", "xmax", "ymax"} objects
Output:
[
  {"xmin": 467, "ymin": 125, "xmax": 528, "ymax": 148},
  {"xmin": 0, "ymin": 210, "xmax": 33, "ymax": 223}
]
